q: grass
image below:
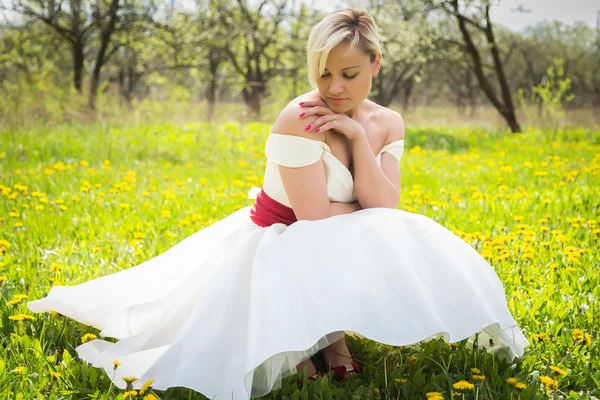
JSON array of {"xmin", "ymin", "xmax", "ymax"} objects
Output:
[{"xmin": 0, "ymin": 122, "xmax": 599, "ymax": 399}]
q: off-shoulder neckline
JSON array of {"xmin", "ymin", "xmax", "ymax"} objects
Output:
[{"xmin": 269, "ymin": 132, "xmax": 404, "ymax": 156}]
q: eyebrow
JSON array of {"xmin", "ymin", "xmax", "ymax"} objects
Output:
[{"xmin": 324, "ymin": 65, "xmax": 360, "ymax": 72}]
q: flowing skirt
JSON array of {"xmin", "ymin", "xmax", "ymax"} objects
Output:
[{"xmin": 28, "ymin": 206, "xmax": 529, "ymax": 399}]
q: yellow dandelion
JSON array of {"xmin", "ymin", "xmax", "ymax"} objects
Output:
[
  {"xmin": 549, "ymin": 365, "xmax": 568, "ymax": 376},
  {"xmin": 506, "ymin": 377, "xmax": 519, "ymax": 386},
  {"xmin": 0, "ymin": 275, "xmax": 7, "ymax": 282},
  {"xmin": 472, "ymin": 375, "xmax": 486, "ymax": 382},
  {"xmin": 123, "ymin": 390, "xmax": 138, "ymax": 398},
  {"xmin": 585, "ymin": 333, "xmax": 592, "ymax": 346},
  {"xmin": 122, "ymin": 376, "xmax": 138, "ymax": 384},
  {"xmin": 426, "ymin": 392, "xmax": 444, "ymax": 399},
  {"xmin": 395, "ymin": 377, "xmax": 406, "ymax": 384},
  {"xmin": 12, "ymin": 366, "xmax": 26, "ymax": 374},
  {"xmin": 573, "ymin": 329, "xmax": 585, "ymax": 340},
  {"xmin": 50, "ymin": 263, "xmax": 63, "ymax": 272},
  {"xmin": 144, "ymin": 395, "xmax": 158, "ymax": 400},
  {"xmin": 114, "ymin": 360, "xmax": 122, "ymax": 368},
  {"xmin": 160, "ymin": 210, "xmax": 172, "ymax": 218},
  {"xmin": 470, "ymin": 367, "xmax": 481, "ymax": 374},
  {"xmin": 81, "ymin": 333, "xmax": 97, "ymax": 343},
  {"xmin": 453, "ymin": 380, "xmax": 474, "ymax": 390},
  {"xmin": 515, "ymin": 382, "xmax": 526, "ymax": 389},
  {"xmin": 140, "ymin": 379, "xmax": 155, "ymax": 395},
  {"xmin": 50, "ymin": 371, "xmax": 62, "ymax": 378}
]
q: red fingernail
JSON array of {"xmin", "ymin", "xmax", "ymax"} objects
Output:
[
  {"xmin": 299, "ymin": 112, "xmax": 305, "ymax": 117},
  {"xmin": 305, "ymin": 125, "xmax": 311, "ymax": 130},
  {"xmin": 299, "ymin": 102, "xmax": 305, "ymax": 106},
  {"xmin": 315, "ymin": 128, "xmax": 320, "ymax": 133}
]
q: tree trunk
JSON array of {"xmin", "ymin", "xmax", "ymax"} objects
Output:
[
  {"xmin": 88, "ymin": 0, "xmax": 120, "ymax": 110},
  {"xmin": 243, "ymin": 83, "xmax": 263, "ymax": 120},
  {"xmin": 402, "ymin": 79, "xmax": 414, "ymax": 111},
  {"xmin": 451, "ymin": 0, "xmax": 522, "ymax": 133},
  {"xmin": 73, "ymin": 42, "xmax": 85, "ymax": 93},
  {"xmin": 206, "ymin": 54, "xmax": 220, "ymax": 123}
]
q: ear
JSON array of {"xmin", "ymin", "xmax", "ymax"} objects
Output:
[{"xmin": 373, "ymin": 53, "xmax": 382, "ymax": 76}]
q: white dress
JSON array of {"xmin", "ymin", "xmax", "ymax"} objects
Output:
[{"xmin": 28, "ymin": 132, "xmax": 529, "ymax": 399}]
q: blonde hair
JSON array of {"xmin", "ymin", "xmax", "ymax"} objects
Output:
[{"xmin": 307, "ymin": 8, "xmax": 382, "ymax": 88}]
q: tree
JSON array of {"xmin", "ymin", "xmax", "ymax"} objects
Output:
[
  {"xmin": 428, "ymin": 0, "xmax": 522, "ymax": 132},
  {"xmin": 214, "ymin": 0, "xmax": 290, "ymax": 119}
]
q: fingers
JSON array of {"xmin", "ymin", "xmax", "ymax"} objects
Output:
[
  {"xmin": 298, "ymin": 106, "xmax": 333, "ymax": 119},
  {"xmin": 299, "ymin": 97, "xmax": 329, "ymax": 108},
  {"xmin": 306, "ymin": 115, "xmax": 337, "ymax": 134}
]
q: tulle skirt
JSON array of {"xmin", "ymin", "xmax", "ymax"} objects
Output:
[{"xmin": 28, "ymin": 206, "xmax": 529, "ymax": 399}]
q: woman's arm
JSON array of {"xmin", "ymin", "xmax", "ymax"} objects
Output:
[
  {"xmin": 350, "ymin": 134, "xmax": 401, "ymax": 209},
  {"xmin": 350, "ymin": 111, "xmax": 404, "ymax": 209},
  {"xmin": 328, "ymin": 201, "xmax": 362, "ymax": 217}
]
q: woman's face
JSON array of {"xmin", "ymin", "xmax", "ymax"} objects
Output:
[{"xmin": 317, "ymin": 41, "xmax": 381, "ymax": 113}]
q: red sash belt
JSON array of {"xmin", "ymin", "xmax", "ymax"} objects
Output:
[{"xmin": 249, "ymin": 187, "xmax": 298, "ymax": 227}]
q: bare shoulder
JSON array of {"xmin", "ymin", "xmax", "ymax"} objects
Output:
[
  {"xmin": 270, "ymin": 91, "xmax": 325, "ymax": 143},
  {"xmin": 382, "ymin": 107, "xmax": 405, "ymax": 143}
]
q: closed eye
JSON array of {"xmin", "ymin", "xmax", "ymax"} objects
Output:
[{"xmin": 320, "ymin": 74, "xmax": 358, "ymax": 80}]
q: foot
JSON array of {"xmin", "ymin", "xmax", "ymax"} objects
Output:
[
  {"xmin": 321, "ymin": 344, "xmax": 360, "ymax": 379},
  {"xmin": 296, "ymin": 357, "xmax": 319, "ymax": 380}
]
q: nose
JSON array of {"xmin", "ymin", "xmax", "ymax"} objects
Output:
[{"xmin": 329, "ymin": 76, "xmax": 345, "ymax": 95}]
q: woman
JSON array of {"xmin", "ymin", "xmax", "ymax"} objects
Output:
[{"xmin": 28, "ymin": 7, "xmax": 529, "ymax": 400}]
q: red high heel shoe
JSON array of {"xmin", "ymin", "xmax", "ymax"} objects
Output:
[{"xmin": 320, "ymin": 349, "xmax": 362, "ymax": 381}]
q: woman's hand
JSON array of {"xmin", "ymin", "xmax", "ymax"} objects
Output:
[{"xmin": 298, "ymin": 95, "xmax": 366, "ymax": 141}]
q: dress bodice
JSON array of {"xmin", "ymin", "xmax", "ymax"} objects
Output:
[{"xmin": 253, "ymin": 133, "xmax": 404, "ymax": 208}]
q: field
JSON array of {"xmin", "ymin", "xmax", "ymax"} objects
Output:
[{"xmin": 0, "ymin": 122, "xmax": 599, "ymax": 399}]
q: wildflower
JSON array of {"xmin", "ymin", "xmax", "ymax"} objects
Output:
[
  {"xmin": 123, "ymin": 390, "xmax": 138, "ymax": 398},
  {"xmin": 113, "ymin": 360, "xmax": 122, "ymax": 369},
  {"xmin": 81, "ymin": 333, "xmax": 97, "ymax": 343},
  {"xmin": 549, "ymin": 365, "xmax": 568, "ymax": 376},
  {"xmin": 514, "ymin": 382, "xmax": 526, "ymax": 389},
  {"xmin": 470, "ymin": 367, "xmax": 481, "ymax": 375},
  {"xmin": 161, "ymin": 210, "xmax": 172, "ymax": 218},
  {"xmin": 51, "ymin": 371, "xmax": 62, "ymax": 379},
  {"xmin": 9, "ymin": 314, "xmax": 34, "ymax": 321},
  {"xmin": 0, "ymin": 275, "xmax": 7, "ymax": 282},
  {"xmin": 531, "ymin": 332, "xmax": 549, "ymax": 341},
  {"xmin": 426, "ymin": 392, "xmax": 444, "ymax": 399},
  {"xmin": 395, "ymin": 377, "xmax": 406, "ymax": 384},
  {"xmin": 50, "ymin": 263, "xmax": 63, "ymax": 272},
  {"xmin": 122, "ymin": 376, "xmax": 138, "ymax": 384},
  {"xmin": 12, "ymin": 366, "xmax": 26, "ymax": 374},
  {"xmin": 472, "ymin": 375, "xmax": 486, "ymax": 382},
  {"xmin": 144, "ymin": 395, "xmax": 158, "ymax": 400},
  {"xmin": 140, "ymin": 379, "xmax": 155, "ymax": 395},
  {"xmin": 506, "ymin": 377, "xmax": 520, "ymax": 386},
  {"xmin": 573, "ymin": 329, "xmax": 585, "ymax": 340},
  {"xmin": 585, "ymin": 333, "xmax": 592, "ymax": 347},
  {"xmin": 540, "ymin": 375, "xmax": 558, "ymax": 392},
  {"xmin": 453, "ymin": 380, "xmax": 474, "ymax": 390}
]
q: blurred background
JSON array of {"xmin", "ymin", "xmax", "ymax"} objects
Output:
[{"xmin": 0, "ymin": 0, "xmax": 598, "ymax": 131}]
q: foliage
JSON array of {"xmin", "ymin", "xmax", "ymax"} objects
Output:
[
  {"xmin": 0, "ymin": 123, "xmax": 599, "ymax": 399},
  {"xmin": 518, "ymin": 59, "xmax": 575, "ymax": 126}
]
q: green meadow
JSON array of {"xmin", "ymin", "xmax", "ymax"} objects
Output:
[{"xmin": 0, "ymin": 123, "xmax": 599, "ymax": 399}]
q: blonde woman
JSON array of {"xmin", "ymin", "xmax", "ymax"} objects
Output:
[{"xmin": 28, "ymin": 7, "xmax": 529, "ymax": 400}]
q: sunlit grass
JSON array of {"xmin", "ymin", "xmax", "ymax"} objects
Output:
[{"xmin": 0, "ymin": 123, "xmax": 599, "ymax": 399}]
